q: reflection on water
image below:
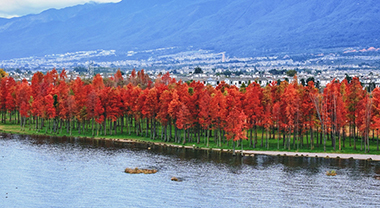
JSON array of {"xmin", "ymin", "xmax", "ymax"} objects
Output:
[{"xmin": 1, "ymin": 133, "xmax": 380, "ymax": 207}]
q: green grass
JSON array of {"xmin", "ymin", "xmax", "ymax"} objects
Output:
[{"xmin": 1, "ymin": 120, "xmax": 380, "ymax": 155}]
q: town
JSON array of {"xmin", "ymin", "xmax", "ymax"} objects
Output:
[{"xmin": 1, "ymin": 47, "xmax": 380, "ymax": 90}]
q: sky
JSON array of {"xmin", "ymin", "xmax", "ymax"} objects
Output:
[{"xmin": 0, "ymin": 0, "xmax": 121, "ymax": 18}]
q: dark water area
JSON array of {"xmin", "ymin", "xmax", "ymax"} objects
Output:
[{"xmin": 1, "ymin": 134, "xmax": 380, "ymax": 207}]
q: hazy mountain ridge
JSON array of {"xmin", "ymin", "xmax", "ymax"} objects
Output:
[{"xmin": 0, "ymin": 0, "xmax": 379, "ymax": 60}]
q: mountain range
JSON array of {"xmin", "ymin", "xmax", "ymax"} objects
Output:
[{"xmin": 0, "ymin": 0, "xmax": 379, "ymax": 60}]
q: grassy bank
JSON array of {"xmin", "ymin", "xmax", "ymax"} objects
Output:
[{"xmin": 1, "ymin": 120, "xmax": 380, "ymax": 156}]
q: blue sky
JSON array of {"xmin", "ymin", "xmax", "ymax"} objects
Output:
[{"xmin": 0, "ymin": 0, "xmax": 121, "ymax": 18}]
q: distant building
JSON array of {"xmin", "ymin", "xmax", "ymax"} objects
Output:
[{"xmin": 206, "ymin": 78, "xmax": 217, "ymax": 86}]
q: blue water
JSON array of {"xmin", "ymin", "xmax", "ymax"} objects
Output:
[{"xmin": 1, "ymin": 134, "xmax": 380, "ymax": 207}]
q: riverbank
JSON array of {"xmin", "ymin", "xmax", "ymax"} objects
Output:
[
  {"xmin": 3, "ymin": 132, "xmax": 380, "ymax": 208},
  {"xmin": 111, "ymin": 138, "xmax": 380, "ymax": 161},
  {"xmin": 1, "ymin": 123, "xmax": 380, "ymax": 161}
]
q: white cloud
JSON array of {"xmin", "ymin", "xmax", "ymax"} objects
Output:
[{"xmin": 0, "ymin": 0, "xmax": 121, "ymax": 18}]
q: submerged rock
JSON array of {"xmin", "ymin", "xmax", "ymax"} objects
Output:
[
  {"xmin": 125, "ymin": 167, "xmax": 157, "ymax": 174},
  {"xmin": 171, "ymin": 177, "xmax": 178, "ymax": 181},
  {"xmin": 171, "ymin": 177, "xmax": 182, "ymax": 182}
]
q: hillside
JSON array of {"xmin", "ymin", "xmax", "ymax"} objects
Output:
[{"xmin": 0, "ymin": 0, "xmax": 379, "ymax": 60}]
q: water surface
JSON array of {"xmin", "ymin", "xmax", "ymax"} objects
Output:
[{"xmin": 1, "ymin": 134, "xmax": 380, "ymax": 207}]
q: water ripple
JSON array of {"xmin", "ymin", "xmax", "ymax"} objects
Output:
[{"xmin": 1, "ymin": 134, "xmax": 380, "ymax": 207}]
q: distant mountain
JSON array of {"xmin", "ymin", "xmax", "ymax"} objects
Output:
[{"xmin": 0, "ymin": 0, "xmax": 379, "ymax": 60}]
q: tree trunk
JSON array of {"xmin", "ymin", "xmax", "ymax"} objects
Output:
[
  {"xmin": 169, "ymin": 124, "xmax": 172, "ymax": 141},
  {"xmin": 197, "ymin": 127, "xmax": 200, "ymax": 144},
  {"xmin": 377, "ymin": 130, "xmax": 379, "ymax": 151},
  {"xmin": 310, "ymin": 126, "xmax": 314, "ymax": 149},
  {"xmin": 114, "ymin": 120, "xmax": 117, "ymax": 135},
  {"xmin": 183, "ymin": 129, "xmax": 186, "ymax": 144},
  {"xmin": 66, "ymin": 120, "xmax": 69, "ymax": 134},
  {"xmin": 151, "ymin": 118, "xmax": 154, "ymax": 140},
  {"xmin": 104, "ymin": 120, "xmax": 107, "ymax": 136},
  {"xmin": 23, "ymin": 117, "xmax": 26, "ymax": 131},
  {"xmin": 339, "ymin": 127, "xmax": 342, "ymax": 151},
  {"xmin": 82, "ymin": 120, "xmax": 85, "ymax": 135},
  {"xmin": 96, "ymin": 123, "xmax": 99, "ymax": 136},
  {"xmin": 353, "ymin": 125, "xmax": 356, "ymax": 150},
  {"xmin": 220, "ymin": 129, "xmax": 223, "ymax": 147},
  {"xmin": 266, "ymin": 129, "xmax": 269, "ymax": 150},
  {"xmin": 287, "ymin": 127, "xmax": 291, "ymax": 150},
  {"xmin": 316, "ymin": 127, "xmax": 319, "ymax": 148},
  {"xmin": 120, "ymin": 116, "xmax": 124, "ymax": 134},
  {"xmin": 69, "ymin": 120, "xmax": 72, "ymax": 136},
  {"xmin": 254, "ymin": 125, "xmax": 257, "ymax": 148},
  {"xmin": 250, "ymin": 128, "xmax": 253, "ymax": 147},
  {"xmin": 293, "ymin": 127, "xmax": 296, "ymax": 149},
  {"xmin": 35, "ymin": 116, "xmax": 39, "ymax": 131},
  {"xmin": 207, "ymin": 128, "xmax": 210, "ymax": 147},
  {"xmin": 277, "ymin": 123, "xmax": 280, "ymax": 150},
  {"xmin": 343, "ymin": 127, "xmax": 346, "ymax": 148},
  {"xmin": 187, "ymin": 128, "xmax": 191, "ymax": 142},
  {"xmin": 261, "ymin": 126, "xmax": 264, "ymax": 147},
  {"xmin": 161, "ymin": 124, "xmax": 164, "ymax": 141},
  {"xmin": 232, "ymin": 140, "xmax": 236, "ymax": 155},
  {"xmin": 127, "ymin": 116, "xmax": 131, "ymax": 135},
  {"xmin": 174, "ymin": 126, "xmax": 178, "ymax": 143},
  {"xmin": 322, "ymin": 124, "xmax": 326, "ymax": 152},
  {"xmin": 146, "ymin": 118, "xmax": 149, "ymax": 138}
]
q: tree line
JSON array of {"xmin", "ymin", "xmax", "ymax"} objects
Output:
[{"xmin": 0, "ymin": 68, "xmax": 379, "ymax": 153}]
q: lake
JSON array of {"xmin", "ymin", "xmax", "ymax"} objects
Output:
[{"xmin": 1, "ymin": 133, "xmax": 380, "ymax": 207}]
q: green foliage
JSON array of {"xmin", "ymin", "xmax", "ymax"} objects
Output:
[
  {"xmin": 222, "ymin": 70, "xmax": 232, "ymax": 76},
  {"xmin": 186, "ymin": 80, "xmax": 193, "ymax": 85},
  {"xmin": 306, "ymin": 77, "xmax": 315, "ymax": 85},
  {"xmin": 194, "ymin": 66, "xmax": 203, "ymax": 74},
  {"xmin": 367, "ymin": 82, "xmax": 376, "ymax": 92},
  {"xmin": 345, "ymin": 73, "xmax": 352, "ymax": 83},
  {"xmin": 234, "ymin": 70, "xmax": 245, "ymax": 76},
  {"xmin": 286, "ymin": 69, "xmax": 297, "ymax": 77},
  {"xmin": 269, "ymin": 69, "xmax": 286, "ymax": 75},
  {"xmin": 74, "ymin": 66, "xmax": 87, "ymax": 72},
  {"xmin": 240, "ymin": 82, "xmax": 247, "ymax": 92},
  {"xmin": 188, "ymin": 87, "xmax": 194, "ymax": 95},
  {"xmin": 0, "ymin": 68, "xmax": 8, "ymax": 79},
  {"xmin": 315, "ymin": 80, "xmax": 320, "ymax": 89},
  {"xmin": 300, "ymin": 78, "xmax": 306, "ymax": 86},
  {"xmin": 53, "ymin": 94, "xmax": 58, "ymax": 107}
]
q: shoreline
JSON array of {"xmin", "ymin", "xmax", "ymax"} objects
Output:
[
  {"xmin": 2, "ymin": 128, "xmax": 380, "ymax": 161},
  {"xmin": 114, "ymin": 139, "xmax": 380, "ymax": 161}
]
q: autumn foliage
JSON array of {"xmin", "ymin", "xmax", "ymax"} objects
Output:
[{"xmin": 0, "ymin": 69, "xmax": 379, "ymax": 153}]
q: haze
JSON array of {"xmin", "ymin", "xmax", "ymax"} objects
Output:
[{"xmin": 0, "ymin": 0, "xmax": 121, "ymax": 18}]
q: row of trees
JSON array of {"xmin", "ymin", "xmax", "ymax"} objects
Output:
[{"xmin": 0, "ymin": 68, "xmax": 379, "ymax": 153}]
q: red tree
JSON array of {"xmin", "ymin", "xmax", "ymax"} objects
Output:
[
  {"xmin": 16, "ymin": 80, "xmax": 31, "ymax": 130},
  {"xmin": 244, "ymin": 82, "xmax": 263, "ymax": 148}
]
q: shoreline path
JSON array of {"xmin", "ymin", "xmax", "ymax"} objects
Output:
[
  {"xmin": 2, "ymin": 131, "xmax": 380, "ymax": 161},
  {"xmin": 113, "ymin": 139, "xmax": 380, "ymax": 161},
  {"xmin": 242, "ymin": 150, "xmax": 380, "ymax": 161}
]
